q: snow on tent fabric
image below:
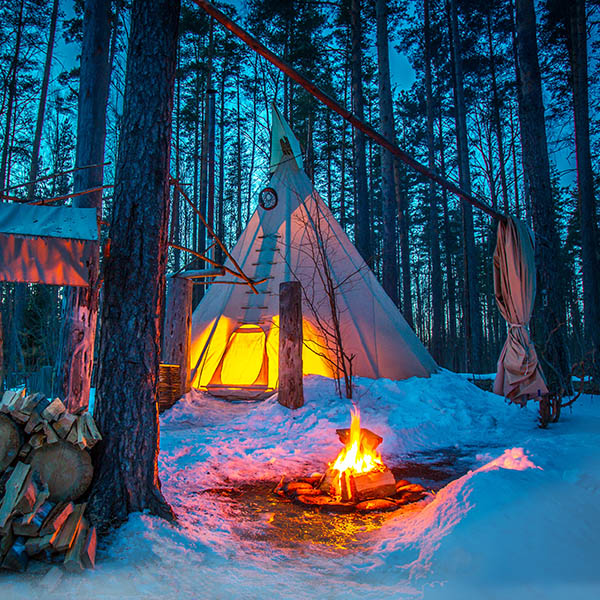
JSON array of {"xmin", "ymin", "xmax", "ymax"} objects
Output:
[{"xmin": 190, "ymin": 105, "xmax": 437, "ymax": 396}]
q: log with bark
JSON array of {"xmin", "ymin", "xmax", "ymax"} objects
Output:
[{"xmin": 0, "ymin": 387, "xmax": 99, "ymax": 572}]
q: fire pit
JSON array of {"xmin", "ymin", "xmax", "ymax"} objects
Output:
[{"xmin": 274, "ymin": 408, "xmax": 430, "ymax": 512}]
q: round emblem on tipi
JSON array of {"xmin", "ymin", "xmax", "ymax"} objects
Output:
[{"xmin": 258, "ymin": 187, "xmax": 278, "ymax": 211}]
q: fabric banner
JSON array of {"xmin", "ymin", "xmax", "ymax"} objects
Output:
[{"xmin": 0, "ymin": 204, "xmax": 98, "ymax": 287}]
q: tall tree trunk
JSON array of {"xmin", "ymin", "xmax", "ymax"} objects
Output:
[
  {"xmin": 0, "ymin": 0, "xmax": 24, "ymax": 193},
  {"xmin": 172, "ymin": 44, "xmax": 181, "ymax": 271},
  {"xmin": 87, "ymin": 0, "xmax": 180, "ymax": 533},
  {"xmin": 448, "ymin": 0, "xmax": 482, "ymax": 371},
  {"xmin": 566, "ymin": 0, "xmax": 600, "ymax": 378},
  {"xmin": 515, "ymin": 0, "xmax": 571, "ymax": 392},
  {"xmin": 350, "ymin": 0, "xmax": 371, "ymax": 266},
  {"xmin": 424, "ymin": 0, "xmax": 444, "ymax": 361},
  {"xmin": 55, "ymin": 0, "xmax": 112, "ymax": 411},
  {"xmin": 439, "ymin": 110, "xmax": 457, "ymax": 368},
  {"xmin": 375, "ymin": 0, "xmax": 399, "ymax": 304},
  {"xmin": 339, "ymin": 62, "xmax": 348, "ymax": 228},
  {"xmin": 394, "ymin": 144, "xmax": 413, "ymax": 326},
  {"xmin": 216, "ymin": 63, "xmax": 225, "ymax": 264},
  {"xmin": 486, "ymin": 7, "xmax": 509, "ymax": 215},
  {"xmin": 236, "ymin": 70, "xmax": 242, "ymax": 238},
  {"xmin": 26, "ymin": 0, "xmax": 59, "ymax": 202}
]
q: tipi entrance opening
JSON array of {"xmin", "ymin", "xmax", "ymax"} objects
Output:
[
  {"xmin": 193, "ymin": 313, "xmax": 338, "ymax": 400},
  {"xmin": 217, "ymin": 324, "xmax": 268, "ymax": 388}
]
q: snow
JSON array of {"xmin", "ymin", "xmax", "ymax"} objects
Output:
[{"xmin": 3, "ymin": 370, "xmax": 599, "ymax": 599}]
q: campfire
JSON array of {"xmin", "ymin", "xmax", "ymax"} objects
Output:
[{"xmin": 275, "ymin": 408, "xmax": 429, "ymax": 512}]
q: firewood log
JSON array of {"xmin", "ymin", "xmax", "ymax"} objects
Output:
[
  {"xmin": 0, "ymin": 462, "xmax": 30, "ymax": 528},
  {"xmin": 285, "ymin": 481, "xmax": 317, "ymax": 493},
  {"xmin": 395, "ymin": 481, "xmax": 426, "ymax": 494},
  {"xmin": 18, "ymin": 442, "xmax": 33, "ymax": 460},
  {"xmin": 29, "ymin": 433, "xmax": 46, "ymax": 449},
  {"xmin": 13, "ymin": 472, "xmax": 42, "ymax": 515},
  {"xmin": 13, "ymin": 500, "xmax": 54, "ymax": 536},
  {"xmin": 40, "ymin": 502, "xmax": 74, "ymax": 537},
  {"xmin": 352, "ymin": 469, "xmax": 396, "ymax": 501},
  {"xmin": 82, "ymin": 412, "xmax": 102, "ymax": 446},
  {"xmin": 10, "ymin": 410, "xmax": 31, "ymax": 425},
  {"xmin": 42, "ymin": 422, "xmax": 59, "ymax": 445},
  {"xmin": 53, "ymin": 412, "xmax": 77, "ymax": 439},
  {"xmin": 25, "ymin": 532, "xmax": 56, "ymax": 557},
  {"xmin": 1, "ymin": 536, "xmax": 28, "ymax": 571},
  {"xmin": 0, "ymin": 414, "xmax": 22, "ymax": 473},
  {"xmin": 24, "ymin": 412, "xmax": 43, "ymax": 435},
  {"xmin": 0, "ymin": 523, "xmax": 15, "ymax": 559},
  {"xmin": 0, "ymin": 389, "xmax": 25, "ymax": 414},
  {"xmin": 17, "ymin": 483, "xmax": 50, "ymax": 527},
  {"xmin": 355, "ymin": 498, "xmax": 399, "ymax": 512},
  {"xmin": 52, "ymin": 503, "xmax": 86, "ymax": 553},
  {"xmin": 41, "ymin": 398, "xmax": 66, "ymax": 422},
  {"xmin": 76, "ymin": 416, "xmax": 89, "ymax": 450},
  {"xmin": 63, "ymin": 517, "xmax": 88, "ymax": 572},
  {"xmin": 81, "ymin": 525, "xmax": 97, "ymax": 569},
  {"xmin": 66, "ymin": 423, "xmax": 79, "ymax": 445},
  {"xmin": 19, "ymin": 393, "xmax": 46, "ymax": 417},
  {"xmin": 28, "ymin": 441, "xmax": 93, "ymax": 503}
]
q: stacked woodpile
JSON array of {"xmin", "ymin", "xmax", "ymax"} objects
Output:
[
  {"xmin": 158, "ymin": 363, "xmax": 181, "ymax": 413},
  {"xmin": 0, "ymin": 388, "xmax": 101, "ymax": 572}
]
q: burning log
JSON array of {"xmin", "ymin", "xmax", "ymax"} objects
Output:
[{"xmin": 352, "ymin": 469, "xmax": 396, "ymax": 501}]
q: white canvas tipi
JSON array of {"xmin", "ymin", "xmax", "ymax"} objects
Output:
[{"xmin": 190, "ymin": 106, "xmax": 437, "ymax": 397}]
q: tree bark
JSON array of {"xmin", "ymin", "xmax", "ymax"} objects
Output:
[
  {"xmin": 55, "ymin": 0, "xmax": 112, "ymax": 412},
  {"xmin": 350, "ymin": 0, "xmax": 371, "ymax": 266},
  {"xmin": 515, "ymin": 0, "xmax": 571, "ymax": 392},
  {"xmin": 163, "ymin": 276, "xmax": 193, "ymax": 395},
  {"xmin": 424, "ymin": 0, "xmax": 444, "ymax": 362},
  {"xmin": 26, "ymin": 0, "xmax": 59, "ymax": 202},
  {"xmin": 278, "ymin": 281, "xmax": 304, "ymax": 410},
  {"xmin": 394, "ymin": 147, "xmax": 413, "ymax": 327},
  {"xmin": 486, "ymin": 7, "xmax": 509, "ymax": 216},
  {"xmin": 87, "ymin": 0, "xmax": 180, "ymax": 533},
  {"xmin": 448, "ymin": 0, "xmax": 482, "ymax": 371},
  {"xmin": 565, "ymin": 0, "xmax": 600, "ymax": 378},
  {"xmin": 0, "ymin": 0, "xmax": 24, "ymax": 193},
  {"xmin": 375, "ymin": 0, "xmax": 399, "ymax": 305}
]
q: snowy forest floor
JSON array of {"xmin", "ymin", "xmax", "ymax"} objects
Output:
[{"xmin": 2, "ymin": 370, "xmax": 600, "ymax": 599}]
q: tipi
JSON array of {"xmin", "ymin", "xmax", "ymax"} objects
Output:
[{"xmin": 190, "ymin": 106, "xmax": 437, "ymax": 397}]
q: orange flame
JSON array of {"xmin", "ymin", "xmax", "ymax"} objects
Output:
[{"xmin": 330, "ymin": 407, "xmax": 385, "ymax": 495}]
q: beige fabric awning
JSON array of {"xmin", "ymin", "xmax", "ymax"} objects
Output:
[
  {"xmin": 493, "ymin": 217, "xmax": 548, "ymax": 401},
  {"xmin": 0, "ymin": 204, "xmax": 98, "ymax": 287}
]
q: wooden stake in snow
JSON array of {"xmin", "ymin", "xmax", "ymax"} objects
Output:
[
  {"xmin": 278, "ymin": 281, "xmax": 304, "ymax": 409},
  {"xmin": 163, "ymin": 275, "xmax": 193, "ymax": 395}
]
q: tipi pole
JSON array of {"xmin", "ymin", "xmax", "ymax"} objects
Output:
[
  {"xmin": 191, "ymin": 0, "xmax": 505, "ymax": 223},
  {"xmin": 170, "ymin": 176, "xmax": 260, "ymax": 293}
]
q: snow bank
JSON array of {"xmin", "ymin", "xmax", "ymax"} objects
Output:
[{"xmin": 3, "ymin": 371, "xmax": 599, "ymax": 599}]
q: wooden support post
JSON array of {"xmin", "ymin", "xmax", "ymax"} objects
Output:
[
  {"xmin": 163, "ymin": 276, "xmax": 193, "ymax": 395},
  {"xmin": 278, "ymin": 281, "xmax": 304, "ymax": 409}
]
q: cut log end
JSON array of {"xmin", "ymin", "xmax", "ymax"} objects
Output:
[
  {"xmin": 0, "ymin": 415, "xmax": 23, "ymax": 473},
  {"xmin": 28, "ymin": 441, "xmax": 93, "ymax": 503}
]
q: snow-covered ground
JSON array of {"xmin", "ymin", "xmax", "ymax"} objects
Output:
[{"xmin": 3, "ymin": 370, "xmax": 599, "ymax": 599}]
